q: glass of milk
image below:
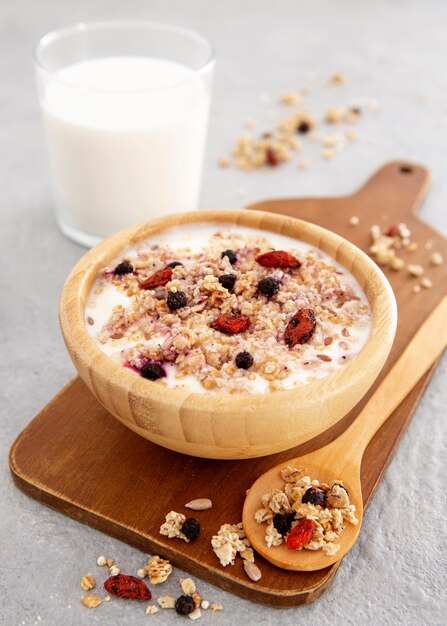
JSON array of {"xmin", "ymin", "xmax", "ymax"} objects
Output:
[{"xmin": 34, "ymin": 21, "xmax": 215, "ymax": 247}]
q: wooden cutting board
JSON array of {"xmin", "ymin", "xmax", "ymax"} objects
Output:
[{"xmin": 9, "ymin": 161, "xmax": 447, "ymax": 607}]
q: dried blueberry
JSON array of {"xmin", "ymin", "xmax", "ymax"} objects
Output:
[
  {"xmin": 272, "ymin": 512, "xmax": 295, "ymax": 535},
  {"xmin": 258, "ymin": 277, "xmax": 280, "ymax": 297},
  {"xmin": 167, "ymin": 261, "xmax": 183, "ymax": 268},
  {"xmin": 221, "ymin": 249, "xmax": 237, "ymax": 265},
  {"xmin": 218, "ymin": 274, "xmax": 237, "ymax": 291},
  {"xmin": 175, "ymin": 595, "xmax": 196, "ymax": 615},
  {"xmin": 114, "ymin": 260, "xmax": 133, "ymax": 275},
  {"xmin": 297, "ymin": 121, "xmax": 311, "ymax": 134},
  {"xmin": 302, "ymin": 487, "xmax": 327, "ymax": 506},
  {"xmin": 235, "ymin": 351, "xmax": 254, "ymax": 370},
  {"xmin": 140, "ymin": 362, "xmax": 166, "ymax": 381},
  {"xmin": 181, "ymin": 518, "xmax": 200, "ymax": 541},
  {"xmin": 167, "ymin": 290, "xmax": 187, "ymax": 311}
]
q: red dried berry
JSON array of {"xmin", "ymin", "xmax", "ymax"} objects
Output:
[
  {"xmin": 286, "ymin": 518, "xmax": 315, "ymax": 550},
  {"xmin": 265, "ymin": 147, "xmax": 279, "ymax": 166},
  {"xmin": 139, "ymin": 266, "xmax": 173, "ymax": 290},
  {"xmin": 386, "ymin": 224, "xmax": 399, "ymax": 237},
  {"xmin": 210, "ymin": 313, "xmax": 251, "ymax": 335},
  {"xmin": 255, "ymin": 250, "xmax": 301, "ymax": 269},
  {"xmin": 284, "ymin": 308, "xmax": 316, "ymax": 348},
  {"xmin": 104, "ymin": 574, "xmax": 151, "ymax": 600}
]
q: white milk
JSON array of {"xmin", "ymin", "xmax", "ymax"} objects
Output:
[{"xmin": 42, "ymin": 56, "xmax": 210, "ymax": 240}]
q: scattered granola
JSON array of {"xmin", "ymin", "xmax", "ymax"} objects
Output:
[
  {"xmin": 109, "ymin": 565, "xmax": 120, "ymax": 576},
  {"xmin": 96, "ymin": 555, "xmax": 107, "ymax": 567},
  {"xmin": 157, "ymin": 595, "xmax": 176, "ymax": 609},
  {"xmin": 80, "ymin": 573, "xmax": 95, "ymax": 591},
  {"xmin": 430, "ymin": 252, "xmax": 443, "ymax": 266},
  {"xmin": 145, "ymin": 555, "xmax": 173, "ymax": 585},
  {"xmin": 146, "ymin": 604, "xmax": 159, "ymax": 615},
  {"xmin": 407, "ymin": 264, "xmax": 424, "ymax": 277},
  {"xmin": 255, "ymin": 466, "xmax": 358, "ymax": 556},
  {"xmin": 349, "ymin": 216, "xmax": 360, "ymax": 226},
  {"xmin": 211, "ymin": 522, "xmax": 248, "ymax": 567},
  {"xmin": 180, "ymin": 578, "xmax": 197, "ymax": 595},
  {"xmin": 81, "ymin": 594, "xmax": 102, "ymax": 608},
  {"xmin": 210, "ymin": 603, "xmax": 224, "ymax": 612},
  {"xmin": 159, "ymin": 511, "xmax": 188, "ymax": 542},
  {"xmin": 420, "ymin": 277, "xmax": 433, "ymax": 289},
  {"xmin": 86, "ymin": 225, "xmax": 371, "ymax": 395}
]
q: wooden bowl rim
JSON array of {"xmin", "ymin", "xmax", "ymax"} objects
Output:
[{"xmin": 59, "ymin": 209, "xmax": 397, "ymax": 412}]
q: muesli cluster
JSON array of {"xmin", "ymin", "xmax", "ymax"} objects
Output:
[
  {"xmin": 255, "ymin": 466, "xmax": 358, "ymax": 557},
  {"xmin": 218, "ymin": 72, "xmax": 380, "ymax": 171},
  {"xmin": 364, "ymin": 220, "xmax": 444, "ymax": 293},
  {"xmin": 86, "ymin": 225, "xmax": 371, "ymax": 394},
  {"xmin": 80, "ymin": 552, "xmax": 224, "ymax": 619}
]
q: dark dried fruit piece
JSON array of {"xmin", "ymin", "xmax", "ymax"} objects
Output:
[
  {"xmin": 139, "ymin": 266, "xmax": 173, "ymax": 290},
  {"xmin": 114, "ymin": 260, "xmax": 134, "ymax": 275},
  {"xmin": 297, "ymin": 121, "xmax": 311, "ymax": 134},
  {"xmin": 265, "ymin": 147, "xmax": 279, "ymax": 166},
  {"xmin": 235, "ymin": 351, "xmax": 254, "ymax": 369},
  {"xmin": 221, "ymin": 249, "xmax": 237, "ymax": 265},
  {"xmin": 167, "ymin": 290, "xmax": 187, "ymax": 311},
  {"xmin": 272, "ymin": 512, "xmax": 295, "ymax": 535},
  {"xmin": 284, "ymin": 308, "xmax": 316, "ymax": 348},
  {"xmin": 167, "ymin": 261, "xmax": 183, "ymax": 268},
  {"xmin": 286, "ymin": 518, "xmax": 315, "ymax": 550},
  {"xmin": 210, "ymin": 313, "xmax": 251, "ymax": 335},
  {"xmin": 181, "ymin": 518, "xmax": 201, "ymax": 541},
  {"xmin": 218, "ymin": 274, "xmax": 237, "ymax": 291},
  {"xmin": 258, "ymin": 277, "xmax": 280, "ymax": 297},
  {"xmin": 141, "ymin": 362, "xmax": 166, "ymax": 381},
  {"xmin": 256, "ymin": 250, "xmax": 301, "ymax": 269},
  {"xmin": 175, "ymin": 595, "xmax": 196, "ymax": 615},
  {"xmin": 302, "ymin": 487, "xmax": 327, "ymax": 506},
  {"xmin": 104, "ymin": 574, "xmax": 151, "ymax": 600}
]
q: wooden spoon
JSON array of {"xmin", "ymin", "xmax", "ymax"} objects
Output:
[{"xmin": 243, "ymin": 295, "xmax": 447, "ymax": 571}]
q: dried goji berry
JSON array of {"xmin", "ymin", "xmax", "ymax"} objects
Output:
[
  {"xmin": 385, "ymin": 224, "xmax": 399, "ymax": 237},
  {"xmin": 255, "ymin": 250, "xmax": 301, "ymax": 269},
  {"xmin": 265, "ymin": 147, "xmax": 279, "ymax": 166},
  {"xmin": 139, "ymin": 266, "xmax": 173, "ymax": 290},
  {"xmin": 286, "ymin": 518, "xmax": 315, "ymax": 550},
  {"xmin": 104, "ymin": 574, "xmax": 151, "ymax": 600},
  {"xmin": 284, "ymin": 308, "xmax": 316, "ymax": 348},
  {"xmin": 210, "ymin": 313, "xmax": 251, "ymax": 335}
]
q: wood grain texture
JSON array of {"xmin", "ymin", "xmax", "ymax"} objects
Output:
[
  {"xmin": 9, "ymin": 161, "xmax": 447, "ymax": 606},
  {"xmin": 243, "ymin": 295, "xmax": 447, "ymax": 571},
  {"xmin": 59, "ymin": 208, "xmax": 397, "ymax": 459}
]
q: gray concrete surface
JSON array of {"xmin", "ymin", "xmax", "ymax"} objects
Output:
[{"xmin": 1, "ymin": 1, "xmax": 446, "ymax": 625}]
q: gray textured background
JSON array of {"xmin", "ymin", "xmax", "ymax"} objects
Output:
[{"xmin": 1, "ymin": 1, "xmax": 446, "ymax": 625}]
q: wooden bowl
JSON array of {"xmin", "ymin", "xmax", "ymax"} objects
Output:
[{"xmin": 59, "ymin": 209, "xmax": 397, "ymax": 459}]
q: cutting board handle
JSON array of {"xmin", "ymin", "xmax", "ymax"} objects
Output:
[
  {"xmin": 351, "ymin": 160, "xmax": 431, "ymax": 216},
  {"xmin": 247, "ymin": 160, "xmax": 431, "ymax": 219}
]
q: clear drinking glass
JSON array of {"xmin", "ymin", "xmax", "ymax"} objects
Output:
[{"xmin": 34, "ymin": 21, "xmax": 215, "ymax": 247}]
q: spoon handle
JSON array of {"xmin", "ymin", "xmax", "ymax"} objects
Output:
[{"xmin": 335, "ymin": 295, "xmax": 447, "ymax": 463}]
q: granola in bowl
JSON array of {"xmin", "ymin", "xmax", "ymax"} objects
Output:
[
  {"xmin": 85, "ymin": 223, "xmax": 371, "ymax": 394},
  {"xmin": 255, "ymin": 466, "xmax": 358, "ymax": 556}
]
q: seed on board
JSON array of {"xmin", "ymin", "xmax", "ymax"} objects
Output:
[
  {"xmin": 420, "ymin": 277, "xmax": 433, "ymax": 289},
  {"xmin": 349, "ymin": 216, "xmax": 360, "ymax": 226},
  {"xmin": 243, "ymin": 560, "xmax": 262, "ymax": 582},
  {"xmin": 430, "ymin": 252, "xmax": 443, "ymax": 266},
  {"xmin": 407, "ymin": 264, "xmax": 424, "ymax": 277},
  {"xmin": 185, "ymin": 498, "xmax": 213, "ymax": 511}
]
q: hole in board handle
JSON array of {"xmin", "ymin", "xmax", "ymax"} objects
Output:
[{"xmin": 400, "ymin": 165, "xmax": 413, "ymax": 174}]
